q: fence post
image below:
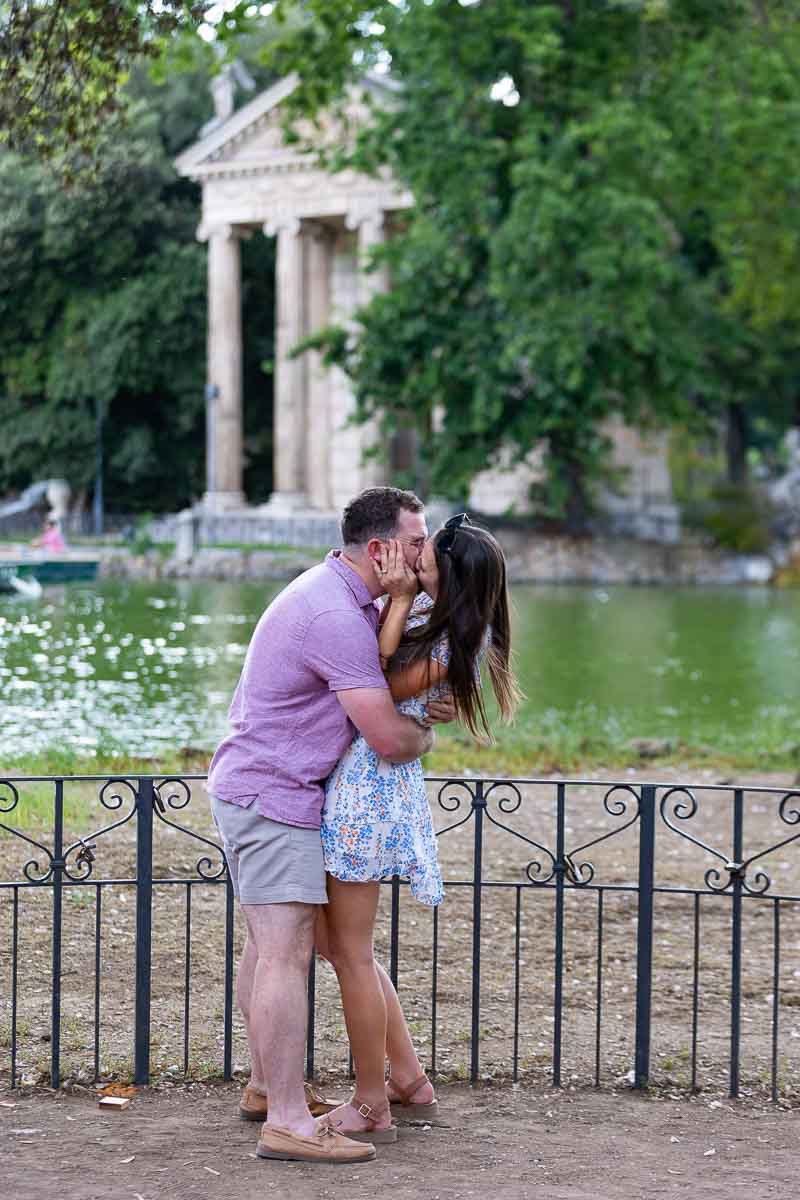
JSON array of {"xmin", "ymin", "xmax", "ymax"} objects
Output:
[
  {"xmin": 50, "ymin": 779, "xmax": 64, "ymax": 1089},
  {"xmin": 389, "ymin": 873, "xmax": 401, "ymax": 988},
  {"xmin": 634, "ymin": 784, "xmax": 657, "ymax": 1088},
  {"xmin": 552, "ymin": 782, "xmax": 566, "ymax": 1088},
  {"xmin": 223, "ymin": 873, "xmax": 235, "ymax": 1081},
  {"xmin": 306, "ymin": 952, "xmax": 316, "ymax": 1081},
  {"xmin": 470, "ymin": 780, "xmax": 485, "ymax": 1083},
  {"xmin": 729, "ymin": 789, "xmax": 744, "ymax": 1099},
  {"xmin": 134, "ymin": 778, "xmax": 154, "ymax": 1085}
]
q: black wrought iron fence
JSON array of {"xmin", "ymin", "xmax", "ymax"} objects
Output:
[{"xmin": 1, "ymin": 774, "xmax": 799, "ymax": 1101}]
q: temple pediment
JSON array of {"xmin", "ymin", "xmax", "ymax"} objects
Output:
[
  {"xmin": 175, "ymin": 72, "xmax": 397, "ymax": 183},
  {"xmin": 177, "ymin": 71, "xmax": 412, "ymax": 232}
]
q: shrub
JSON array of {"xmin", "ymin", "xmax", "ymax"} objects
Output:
[{"xmin": 684, "ymin": 482, "xmax": 773, "ymax": 554}]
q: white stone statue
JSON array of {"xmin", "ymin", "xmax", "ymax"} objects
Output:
[
  {"xmin": 46, "ymin": 478, "xmax": 71, "ymax": 521},
  {"xmin": 201, "ymin": 57, "xmax": 256, "ymax": 137}
]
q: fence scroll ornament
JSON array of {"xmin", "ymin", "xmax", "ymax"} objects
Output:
[
  {"xmin": 659, "ymin": 786, "xmax": 800, "ymax": 895},
  {"xmin": 0, "ymin": 780, "xmax": 52, "ymax": 883},
  {"xmin": 153, "ymin": 778, "xmax": 228, "ymax": 881},
  {"xmin": 0, "ymin": 777, "xmax": 137, "ymax": 883},
  {"xmin": 440, "ymin": 779, "xmax": 642, "ymax": 888},
  {"xmin": 482, "ymin": 779, "xmax": 560, "ymax": 885},
  {"xmin": 434, "ymin": 779, "xmax": 477, "ymax": 836}
]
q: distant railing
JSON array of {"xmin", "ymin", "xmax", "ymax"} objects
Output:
[
  {"xmin": 0, "ymin": 512, "xmax": 138, "ymax": 539},
  {"xmin": 1, "ymin": 774, "xmax": 799, "ymax": 1100}
]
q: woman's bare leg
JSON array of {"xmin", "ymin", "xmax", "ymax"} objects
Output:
[
  {"xmin": 319, "ymin": 877, "xmax": 391, "ymax": 1132},
  {"xmin": 315, "ymin": 902, "xmax": 435, "ymax": 1110},
  {"xmin": 380, "ymin": 972, "xmax": 434, "ymax": 1105}
]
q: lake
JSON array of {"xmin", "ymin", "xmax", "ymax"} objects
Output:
[{"xmin": 1, "ymin": 580, "xmax": 798, "ymax": 767}]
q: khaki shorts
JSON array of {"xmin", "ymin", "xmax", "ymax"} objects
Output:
[{"xmin": 210, "ymin": 795, "xmax": 327, "ymax": 905}]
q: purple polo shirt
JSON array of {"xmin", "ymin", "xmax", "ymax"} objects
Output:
[{"xmin": 207, "ymin": 551, "xmax": 388, "ymax": 828}]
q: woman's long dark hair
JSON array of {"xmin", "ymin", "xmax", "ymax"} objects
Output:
[{"xmin": 398, "ymin": 522, "xmax": 522, "ymax": 739}]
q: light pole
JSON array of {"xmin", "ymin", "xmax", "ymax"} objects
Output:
[
  {"xmin": 205, "ymin": 382, "xmax": 219, "ymax": 500},
  {"xmin": 93, "ymin": 395, "xmax": 104, "ymax": 536}
]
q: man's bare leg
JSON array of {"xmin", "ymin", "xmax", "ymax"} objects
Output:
[
  {"xmin": 236, "ymin": 930, "xmax": 267, "ymax": 1094},
  {"xmin": 241, "ymin": 900, "xmax": 316, "ymax": 1136}
]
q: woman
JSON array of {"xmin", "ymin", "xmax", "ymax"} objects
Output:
[
  {"xmin": 31, "ymin": 516, "xmax": 67, "ymax": 552},
  {"xmin": 316, "ymin": 514, "xmax": 521, "ymax": 1141}
]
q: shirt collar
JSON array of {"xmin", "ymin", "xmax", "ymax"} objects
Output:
[{"xmin": 325, "ymin": 550, "xmax": 378, "ymax": 610}]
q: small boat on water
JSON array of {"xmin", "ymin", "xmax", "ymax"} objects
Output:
[{"xmin": 0, "ymin": 553, "xmax": 100, "ymax": 593}]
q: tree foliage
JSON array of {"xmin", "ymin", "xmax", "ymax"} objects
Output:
[
  {"xmin": 3, "ymin": 1, "xmax": 800, "ymax": 523},
  {"xmin": 268, "ymin": 0, "xmax": 800, "ymax": 522},
  {"xmin": 0, "ymin": 56, "xmax": 275, "ymax": 511},
  {"xmin": 0, "ymin": 1, "xmax": 206, "ymax": 160}
]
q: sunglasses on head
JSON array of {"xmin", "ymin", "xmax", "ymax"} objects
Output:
[{"xmin": 437, "ymin": 512, "xmax": 471, "ymax": 555}]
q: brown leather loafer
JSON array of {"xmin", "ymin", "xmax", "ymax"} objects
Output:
[
  {"xmin": 257, "ymin": 1122, "xmax": 377, "ymax": 1164},
  {"xmin": 239, "ymin": 1083, "xmax": 269, "ymax": 1122},
  {"xmin": 304, "ymin": 1082, "xmax": 340, "ymax": 1117},
  {"xmin": 239, "ymin": 1082, "xmax": 340, "ymax": 1121}
]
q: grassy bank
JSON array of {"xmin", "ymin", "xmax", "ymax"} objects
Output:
[
  {"xmin": 5, "ymin": 684, "xmax": 800, "ymax": 784},
  {"xmin": 4, "ymin": 724, "xmax": 798, "ymax": 790}
]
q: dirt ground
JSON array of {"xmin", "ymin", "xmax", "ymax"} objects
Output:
[{"xmin": 2, "ymin": 1080, "xmax": 798, "ymax": 1200}]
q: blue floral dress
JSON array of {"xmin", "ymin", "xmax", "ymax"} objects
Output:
[{"xmin": 321, "ymin": 593, "xmax": 446, "ymax": 906}]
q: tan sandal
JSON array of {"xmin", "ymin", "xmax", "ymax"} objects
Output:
[
  {"xmin": 387, "ymin": 1074, "xmax": 439, "ymax": 1123},
  {"xmin": 328, "ymin": 1098, "xmax": 398, "ymax": 1144}
]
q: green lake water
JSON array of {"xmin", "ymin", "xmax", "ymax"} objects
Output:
[{"xmin": 1, "ymin": 580, "xmax": 798, "ymax": 766}]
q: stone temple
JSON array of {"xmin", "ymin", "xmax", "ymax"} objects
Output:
[{"xmin": 176, "ymin": 71, "xmax": 679, "ymax": 541}]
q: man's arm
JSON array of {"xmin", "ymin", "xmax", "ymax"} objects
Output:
[{"xmin": 336, "ymin": 687, "xmax": 434, "ymax": 764}]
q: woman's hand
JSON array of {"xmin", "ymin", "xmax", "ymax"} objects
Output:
[
  {"xmin": 374, "ymin": 539, "xmax": 418, "ymax": 601},
  {"xmin": 421, "ymin": 695, "xmax": 457, "ymax": 726}
]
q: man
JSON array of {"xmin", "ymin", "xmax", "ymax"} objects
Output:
[{"xmin": 208, "ymin": 487, "xmax": 453, "ymax": 1164}]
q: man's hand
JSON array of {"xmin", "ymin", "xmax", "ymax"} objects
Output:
[
  {"xmin": 374, "ymin": 539, "xmax": 418, "ymax": 600},
  {"xmin": 337, "ymin": 687, "xmax": 433, "ymax": 763},
  {"xmin": 421, "ymin": 695, "xmax": 457, "ymax": 727}
]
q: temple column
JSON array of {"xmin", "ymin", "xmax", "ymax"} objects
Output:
[
  {"xmin": 305, "ymin": 222, "xmax": 333, "ymax": 509},
  {"xmin": 356, "ymin": 210, "xmax": 389, "ymax": 298},
  {"xmin": 347, "ymin": 207, "xmax": 389, "ymax": 488},
  {"xmin": 263, "ymin": 215, "xmax": 308, "ymax": 512},
  {"xmin": 203, "ymin": 223, "xmax": 246, "ymax": 510},
  {"xmin": 354, "ymin": 208, "xmax": 419, "ymax": 487}
]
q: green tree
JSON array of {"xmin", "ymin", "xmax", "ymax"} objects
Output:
[
  {"xmin": 0, "ymin": 55, "xmax": 276, "ymax": 511},
  {"xmin": 0, "ymin": 1, "xmax": 200, "ymax": 158},
  {"xmin": 269, "ymin": 0, "xmax": 800, "ymax": 524}
]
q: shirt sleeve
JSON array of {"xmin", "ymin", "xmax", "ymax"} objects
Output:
[
  {"xmin": 302, "ymin": 610, "xmax": 389, "ymax": 692},
  {"xmin": 430, "ymin": 629, "xmax": 488, "ymax": 678}
]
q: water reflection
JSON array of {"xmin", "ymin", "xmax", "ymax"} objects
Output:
[
  {"xmin": 510, "ymin": 584, "xmax": 800, "ymax": 754},
  {"xmin": 1, "ymin": 580, "xmax": 798, "ymax": 760},
  {"xmin": 0, "ymin": 580, "xmax": 282, "ymax": 757}
]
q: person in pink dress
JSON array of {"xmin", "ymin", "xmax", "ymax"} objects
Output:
[{"xmin": 31, "ymin": 518, "xmax": 67, "ymax": 552}]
